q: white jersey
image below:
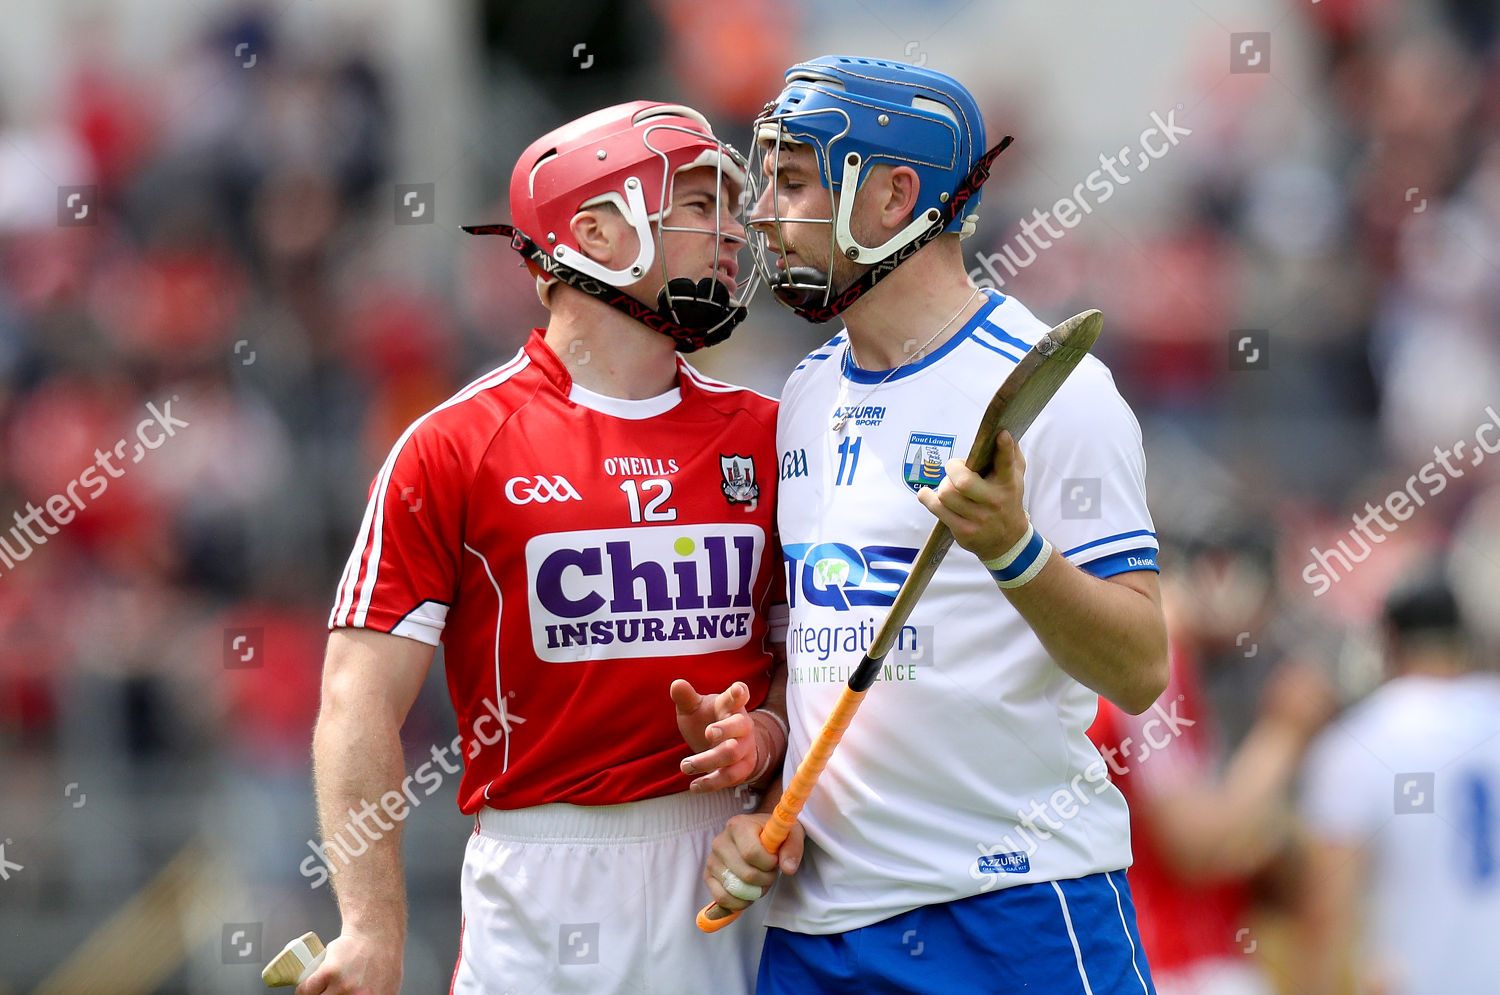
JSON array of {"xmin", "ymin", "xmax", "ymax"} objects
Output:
[
  {"xmin": 1300, "ymin": 673, "xmax": 1500, "ymax": 995},
  {"xmin": 768, "ymin": 289, "xmax": 1159, "ymax": 934}
]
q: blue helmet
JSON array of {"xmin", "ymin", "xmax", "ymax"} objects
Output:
[
  {"xmin": 768, "ymin": 55, "xmax": 987, "ymax": 237},
  {"xmin": 749, "ymin": 55, "xmax": 1000, "ymax": 320}
]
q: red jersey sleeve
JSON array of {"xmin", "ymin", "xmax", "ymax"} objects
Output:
[{"xmin": 329, "ymin": 417, "xmax": 471, "ymax": 645}]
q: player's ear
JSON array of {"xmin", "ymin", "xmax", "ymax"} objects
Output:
[
  {"xmin": 879, "ymin": 166, "xmax": 920, "ymax": 232},
  {"xmin": 570, "ymin": 206, "xmax": 636, "ymax": 268}
]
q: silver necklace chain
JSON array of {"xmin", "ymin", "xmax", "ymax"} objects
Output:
[{"xmin": 831, "ymin": 287, "xmax": 984, "ymax": 432}]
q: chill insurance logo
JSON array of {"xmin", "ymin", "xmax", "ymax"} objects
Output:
[{"xmin": 526, "ymin": 525, "xmax": 765, "ymax": 661}]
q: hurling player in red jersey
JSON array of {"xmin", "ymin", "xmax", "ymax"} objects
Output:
[
  {"xmin": 1088, "ymin": 537, "xmax": 1333, "ymax": 995},
  {"xmin": 305, "ymin": 102, "xmax": 787, "ymax": 995}
]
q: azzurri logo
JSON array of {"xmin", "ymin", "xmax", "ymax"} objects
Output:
[
  {"xmin": 783, "ymin": 542, "xmax": 919, "ymax": 612},
  {"xmin": 976, "ymin": 851, "xmax": 1030, "ymax": 874},
  {"xmin": 829, "ymin": 404, "xmax": 886, "ymax": 428},
  {"xmin": 526, "ymin": 525, "xmax": 764, "ymax": 661}
]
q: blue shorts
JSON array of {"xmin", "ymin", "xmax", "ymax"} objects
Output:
[{"xmin": 758, "ymin": 871, "xmax": 1156, "ymax": 995}]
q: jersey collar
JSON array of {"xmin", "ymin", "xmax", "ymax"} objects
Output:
[
  {"xmin": 841, "ymin": 289, "xmax": 1006, "ymax": 386},
  {"xmin": 527, "ymin": 328, "xmax": 574, "ymax": 394},
  {"xmin": 527, "ymin": 327, "xmax": 688, "ymax": 416}
]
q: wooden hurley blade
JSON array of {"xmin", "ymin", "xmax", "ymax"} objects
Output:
[
  {"xmin": 863, "ymin": 308, "xmax": 1103, "ymax": 665},
  {"xmin": 966, "ymin": 307, "xmax": 1102, "ymax": 475}
]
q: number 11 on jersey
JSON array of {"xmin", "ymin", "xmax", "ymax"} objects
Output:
[{"xmin": 835, "ymin": 436, "xmax": 862, "ymax": 486}]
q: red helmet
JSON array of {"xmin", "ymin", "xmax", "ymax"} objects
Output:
[{"xmin": 467, "ymin": 101, "xmax": 752, "ymax": 351}]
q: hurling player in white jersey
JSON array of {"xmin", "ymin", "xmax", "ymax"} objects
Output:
[
  {"xmin": 1298, "ymin": 570, "xmax": 1500, "ymax": 995},
  {"xmin": 306, "ymin": 103, "xmax": 790, "ymax": 995},
  {"xmin": 700, "ymin": 57, "xmax": 1169, "ymax": 994}
]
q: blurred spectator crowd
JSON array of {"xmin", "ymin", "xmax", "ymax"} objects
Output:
[{"xmin": 2, "ymin": 0, "xmax": 1500, "ymax": 990}]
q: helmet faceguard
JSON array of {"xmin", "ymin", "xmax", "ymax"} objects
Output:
[
  {"xmin": 746, "ymin": 56, "xmax": 1012, "ymax": 323},
  {"xmin": 463, "ymin": 101, "xmax": 756, "ymax": 352}
]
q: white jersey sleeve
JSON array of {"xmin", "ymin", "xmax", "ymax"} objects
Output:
[{"xmin": 1016, "ymin": 333, "xmax": 1158, "ymax": 578}]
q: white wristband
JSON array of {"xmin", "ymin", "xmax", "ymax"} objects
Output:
[
  {"xmin": 748, "ymin": 709, "xmax": 788, "ymax": 784},
  {"xmin": 982, "ymin": 520, "xmax": 1037, "ymax": 572},
  {"xmin": 982, "ymin": 520, "xmax": 1053, "ymax": 589}
]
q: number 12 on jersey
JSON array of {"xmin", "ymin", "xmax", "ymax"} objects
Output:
[
  {"xmin": 835, "ymin": 436, "xmax": 862, "ymax": 486},
  {"xmin": 620, "ymin": 478, "xmax": 677, "ymax": 522}
]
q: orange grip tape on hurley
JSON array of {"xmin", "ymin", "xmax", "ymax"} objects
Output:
[{"xmin": 696, "ymin": 687, "xmax": 867, "ymax": 931}]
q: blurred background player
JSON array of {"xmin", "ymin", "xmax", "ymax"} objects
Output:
[
  {"xmin": 703, "ymin": 55, "xmax": 1168, "ymax": 993},
  {"xmin": 1297, "ymin": 567, "xmax": 1500, "ymax": 995},
  {"xmin": 1089, "ymin": 521, "xmax": 1336, "ymax": 995},
  {"xmin": 308, "ymin": 101, "xmax": 786, "ymax": 995}
]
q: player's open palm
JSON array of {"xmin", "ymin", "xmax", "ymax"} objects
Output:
[
  {"xmin": 296, "ymin": 933, "xmax": 401, "ymax": 995},
  {"xmin": 704, "ymin": 812, "xmax": 804, "ymax": 911},
  {"xmin": 671, "ymin": 679, "xmax": 757, "ymax": 791}
]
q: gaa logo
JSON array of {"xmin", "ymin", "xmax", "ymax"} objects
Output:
[
  {"xmin": 506, "ymin": 475, "xmax": 581, "ymax": 505},
  {"xmin": 780, "ymin": 449, "xmax": 808, "ymax": 480}
]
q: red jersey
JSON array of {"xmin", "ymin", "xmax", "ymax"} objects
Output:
[
  {"xmin": 330, "ymin": 330, "xmax": 781, "ymax": 813},
  {"xmin": 1087, "ymin": 644, "xmax": 1249, "ymax": 972}
]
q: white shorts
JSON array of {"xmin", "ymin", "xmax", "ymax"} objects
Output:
[
  {"xmin": 451, "ymin": 788, "xmax": 767, "ymax": 994},
  {"xmin": 1151, "ymin": 957, "xmax": 1273, "ymax": 995}
]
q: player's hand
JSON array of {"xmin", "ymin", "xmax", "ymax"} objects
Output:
[
  {"xmin": 671, "ymin": 679, "xmax": 757, "ymax": 792},
  {"xmin": 917, "ymin": 429, "xmax": 1029, "ymax": 562},
  {"xmin": 295, "ymin": 931, "xmax": 401, "ymax": 995},
  {"xmin": 704, "ymin": 812, "xmax": 804, "ymax": 911}
]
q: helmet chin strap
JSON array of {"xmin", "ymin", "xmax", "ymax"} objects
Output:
[
  {"xmin": 766, "ymin": 136, "xmax": 1013, "ymax": 324},
  {"xmin": 657, "ymin": 277, "xmax": 744, "ymax": 351},
  {"xmin": 461, "ymin": 224, "xmax": 747, "ymax": 353},
  {"xmin": 768, "ymin": 266, "xmax": 839, "ymax": 311}
]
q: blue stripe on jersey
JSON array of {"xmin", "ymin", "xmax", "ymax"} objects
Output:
[
  {"xmin": 978, "ymin": 320, "xmax": 1033, "ymax": 353},
  {"xmin": 793, "ymin": 333, "xmax": 849, "ymax": 372},
  {"xmin": 757, "ymin": 872, "xmax": 1156, "ymax": 994},
  {"xmin": 1080, "ymin": 548, "xmax": 1159, "ymax": 579},
  {"xmin": 841, "ymin": 292, "xmax": 1006, "ymax": 385},
  {"xmin": 970, "ymin": 328, "xmax": 1025, "ymax": 363},
  {"xmin": 792, "ymin": 352, "xmax": 838, "ymax": 372},
  {"xmin": 1063, "ymin": 529, "xmax": 1158, "ymax": 558}
]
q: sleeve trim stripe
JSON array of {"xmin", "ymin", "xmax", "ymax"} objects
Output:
[
  {"xmin": 389, "ymin": 599, "xmax": 450, "ymax": 645},
  {"xmin": 1078, "ymin": 548, "xmax": 1160, "ymax": 579},
  {"xmin": 333, "ymin": 351, "xmax": 531, "ymax": 627},
  {"xmin": 1062, "ymin": 529, "xmax": 1158, "ymax": 558}
]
